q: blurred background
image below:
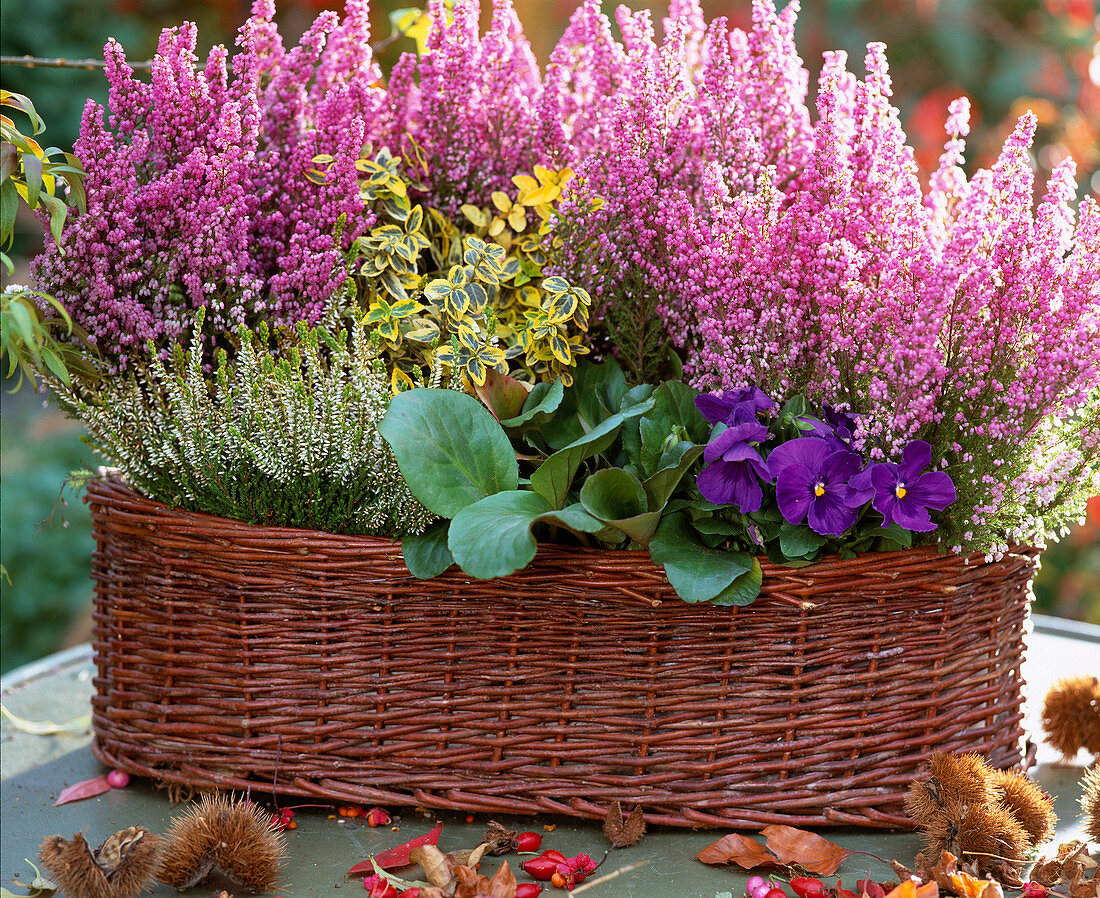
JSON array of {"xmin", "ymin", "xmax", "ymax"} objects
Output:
[{"xmin": 1, "ymin": 0, "xmax": 1097, "ymax": 673}]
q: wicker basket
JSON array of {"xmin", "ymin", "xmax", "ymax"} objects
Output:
[{"xmin": 87, "ymin": 476, "xmax": 1038, "ymax": 829}]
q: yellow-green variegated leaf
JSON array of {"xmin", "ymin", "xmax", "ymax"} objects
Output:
[
  {"xmin": 461, "ymin": 204, "xmax": 490, "ymax": 228},
  {"xmin": 491, "ymin": 191, "xmax": 512, "ymax": 213},
  {"xmin": 464, "ymin": 357, "xmax": 487, "ymax": 385},
  {"xmin": 541, "ymin": 276, "xmax": 569, "ymax": 295},
  {"xmin": 548, "ymin": 331, "xmax": 572, "ymax": 366}
]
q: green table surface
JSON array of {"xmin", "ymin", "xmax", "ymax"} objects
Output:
[{"xmin": 2, "ymin": 616, "xmax": 1097, "ymax": 897}]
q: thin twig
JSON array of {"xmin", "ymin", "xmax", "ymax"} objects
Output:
[
  {"xmin": 0, "ymin": 20, "xmax": 417, "ymax": 75},
  {"xmin": 568, "ymin": 859, "xmax": 651, "ymax": 895},
  {"xmin": 0, "ymin": 55, "xmax": 151, "ymax": 72}
]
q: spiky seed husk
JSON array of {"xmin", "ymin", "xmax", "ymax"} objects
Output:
[
  {"xmin": 158, "ymin": 793, "xmax": 285, "ymax": 892},
  {"xmin": 989, "ymin": 768, "xmax": 1056, "ymax": 846},
  {"xmin": 39, "ymin": 827, "xmax": 160, "ymax": 898},
  {"xmin": 1083, "ymin": 764, "xmax": 1100, "ymax": 844},
  {"xmin": 928, "ymin": 751, "xmax": 996, "ymax": 807},
  {"xmin": 957, "ymin": 802, "xmax": 1029, "ymax": 873},
  {"xmin": 906, "ymin": 780, "xmax": 948, "ymax": 828},
  {"xmin": 1041, "ymin": 676, "xmax": 1100, "ymax": 759}
]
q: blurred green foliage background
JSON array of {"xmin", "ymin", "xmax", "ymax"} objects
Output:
[{"xmin": 1, "ymin": 0, "xmax": 1097, "ymax": 673}]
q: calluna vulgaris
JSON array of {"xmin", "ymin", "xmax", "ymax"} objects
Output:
[{"xmin": 34, "ymin": 0, "xmax": 1099, "ymax": 552}]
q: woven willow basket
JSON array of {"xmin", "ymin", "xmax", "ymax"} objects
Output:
[{"xmin": 87, "ymin": 476, "xmax": 1039, "ymax": 829}]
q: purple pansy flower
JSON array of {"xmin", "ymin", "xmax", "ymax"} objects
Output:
[
  {"xmin": 850, "ymin": 440, "xmax": 956, "ymax": 532},
  {"xmin": 801, "ymin": 404, "xmax": 860, "ymax": 450},
  {"xmin": 695, "ymin": 385, "xmax": 777, "ymax": 425},
  {"xmin": 696, "ymin": 409, "xmax": 771, "ymax": 513},
  {"xmin": 767, "ymin": 437, "xmax": 864, "ymax": 536}
]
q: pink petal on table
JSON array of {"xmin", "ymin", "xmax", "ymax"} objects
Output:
[{"xmin": 54, "ymin": 774, "xmax": 113, "ymax": 806}]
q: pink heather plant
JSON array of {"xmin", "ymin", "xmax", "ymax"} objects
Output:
[
  {"xmin": 33, "ymin": 0, "xmax": 381, "ymax": 370},
  {"xmin": 665, "ymin": 51, "xmax": 1099, "ymax": 552}
]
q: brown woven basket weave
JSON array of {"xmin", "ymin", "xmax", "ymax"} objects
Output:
[{"xmin": 87, "ymin": 476, "xmax": 1038, "ymax": 829}]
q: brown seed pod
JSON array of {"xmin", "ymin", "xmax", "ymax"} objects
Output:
[
  {"xmin": 929, "ymin": 751, "xmax": 995, "ymax": 807},
  {"xmin": 158, "ymin": 793, "xmax": 285, "ymax": 892},
  {"xmin": 39, "ymin": 826, "xmax": 160, "ymax": 898},
  {"xmin": 989, "ymin": 768, "xmax": 1056, "ymax": 846},
  {"xmin": 957, "ymin": 801, "xmax": 1029, "ymax": 874},
  {"xmin": 1042, "ymin": 676, "xmax": 1100, "ymax": 759},
  {"xmin": 1083, "ymin": 764, "xmax": 1100, "ymax": 844}
]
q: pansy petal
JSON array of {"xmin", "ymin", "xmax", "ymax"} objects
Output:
[
  {"xmin": 698, "ymin": 460, "xmax": 763, "ymax": 512},
  {"xmin": 891, "ymin": 498, "xmax": 935, "ymax": 531},
  {"xmin": 695, "ymin": 393, "xmax": 737, "ymax": 424},
  {"xmin": 822, "ymin": 449, "xmax": 862, "ymax": 483},
  {"xmin": 905, "ymin": 471, "xmax": 957, "ymax": 510},
  {"xmin": 703, "ymin": 426, "xmax": 739, "ymax": 463},
  {"xmin": 775, "ymin": 466, "xmax": 815, "ymax": 525},
  {"xmin": 869, "ymin": 463, "xmax": 901, "ymax": 492},
  {"xmin": 767, "ymin": 437, "xmax": 830, "ymax": 479},
  {"xmin": 900, "ymin": 440, "xmax": 933, "ymax": 479},
  {"xmin": 871, "ymin": 490, "xmax": 898, "ymax": 525},
  {"xmin": 848, "ymin": 465, "xmax": 876, "ymax": 504},
  {"xmin": 720, "ymin": 442, "xmax": 772, "ymax": 482},
  {"xmin": 808, "ymin": 492, "xmax": 857, "ymax": 536}
]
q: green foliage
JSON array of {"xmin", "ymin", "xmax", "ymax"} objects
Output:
[
  {"xmin": 379, "ymin": 387, "xmax": 519, "ymax": 517},
  {"xmin": 49, "ymin": 312, "xmax": 437, "ymax": 537},
  {"xmin": 1, "ymin": 91, "xmax": 90, "ymax": 391}
]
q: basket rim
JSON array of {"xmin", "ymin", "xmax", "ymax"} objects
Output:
[{"xmin": 84, "ymin": 472, "xmax": 1036, "ymax": 586}]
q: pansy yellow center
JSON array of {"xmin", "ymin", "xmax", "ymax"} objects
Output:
[
  {"xmin": 895, "ymin": 484, "xmax": 907, "ymax": 499},
  {"xmin": 814, "ymin": 482, "xmax": 825, "ymax": 497}
]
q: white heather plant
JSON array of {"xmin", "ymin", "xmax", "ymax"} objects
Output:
[{"xmin": 51, "ymin": 311, "xmax": 438, "ymax": 536}]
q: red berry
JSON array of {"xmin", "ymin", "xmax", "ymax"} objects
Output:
[
  {"xmin": 107, "ymin": 769, "xmax": 130, "ymax": 788},
  {"xmin": 550, "ymin": 872, "xmax": 567, "ymax": 888},
  {"xmin": 366, "ymin": 807, "xmax": 392, "ymax": 827},
  {"xmin": 540, "ymin": 849, "xmax": 567, "ymax": 864},
  {"xmin": 398, "ymin": 890, "xmax": 421, "ymax": 898},
  {"xmin": 515, "ymin": 885, "xmax": 543, "ymax": 898},
  {"xmin": 515, "ymin": 831, "xmax": 543, "ymax": 852},
  {"xmin": 764, "ymin": 888, "xmax": 788, "ymax": 898},
  {"xmin": 521, "ymin": 857, "xmax": 559, "ymax": 881}
]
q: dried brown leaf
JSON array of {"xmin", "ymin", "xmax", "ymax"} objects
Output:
[
  {"xmin": 604, "ymin": 802, "xmax": 646, "ymax": 849},
  {"xmin": 696, "ymin": 833, "xmax": 779, "ymax": 869},
  {"xmin": 886, "ymin": 880, "xmax": 939, "ymax": 898},
  {"xmin": 485, "ymin": 860, "xmax": 518, "ymax": 898},
  {"xmin": 410, "ymin": 844, "xmax": 454, "ymax": 888},
  {"xmin": 761, "ymin": 825, "xmax": 851, "ymax": 875}
]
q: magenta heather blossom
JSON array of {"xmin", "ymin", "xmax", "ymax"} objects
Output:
[{"xmin": 34, "ymin": 0, "xmax": 380, "ymax": 369}]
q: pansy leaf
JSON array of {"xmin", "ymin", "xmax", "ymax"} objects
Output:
[
  {"xmin": 779, "ymin": 523, "xmax": 826, "ymax": 559},
  {"xmin": 579, "ymin": 469, "xmax": 661, "ymax": 546},
  {"xmin": 448, "ymin": 490, "xmax": 552, "ymax": 579},
  {"xmin": 708, "ymin": 557, "xmax": 764, "ymax": 606},
  {"xmin": 642, "ymin": 443, "xmax": 705, "ymax": 509},
  {"xmin": 639, "ymin": 381, "xmax": 709, "ymax": 475},
  {"xmin": 402, "ymin": 520, "xmax": 454, "ymax": 579},
  {"xmin": 649, "ymin": 513, "xmax": 753, "ymax": 603},
  {"xmin": 380, "ymin": 388, "xmax": 518, "ymax": 518}
]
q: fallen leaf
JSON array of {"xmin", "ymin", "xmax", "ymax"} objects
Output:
[
  {"xmin": 348, "ymin": 822, "xmax": 443, "ymax": 875},
  {"xmin": 696, "ymin": 833, "xmax": 779, "ymax": 868},
  {"xmin": 485, "ymin": 860, "xmax": 518, "ymax": 898},
  {"xmin": 409, "ymin": 844, "xmax": 455, "ymax": 888},
  {"xmin": 53, "ymin": 774, "xmax": 112, "ymax": 806},
  {"xmin": 928, "ymin": 851, "xmax": 1003, "ymax": 898},
  {"xmin": 604, "ymin": 802, "xmax": 646, "ymax": 849},
  {"xmin": 1, "ymin": 704, "xmax": 91, "ymax": 735},
  {"xmin": 762, "ymin": 826, "xmax": 851, "ymax": 876}
]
